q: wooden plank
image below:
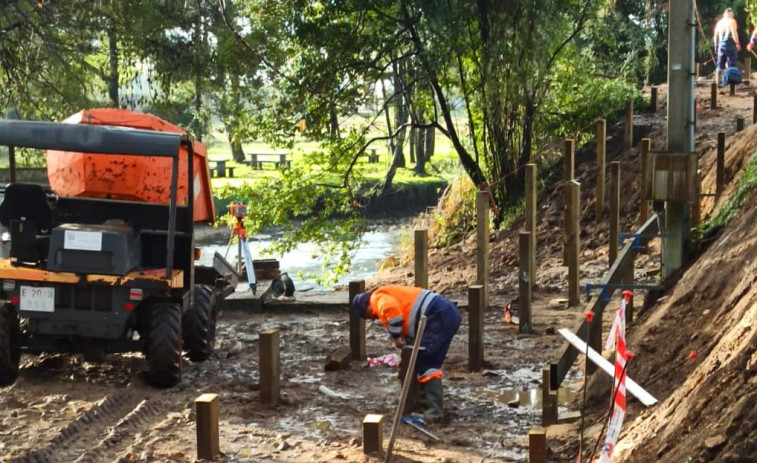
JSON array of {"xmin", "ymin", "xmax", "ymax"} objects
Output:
[
  {"xmin": 363, "ymin": 414, "xmax": 384, "ymax": 455},
  {"xmin": 196, "ymin": 393, "xmax": 220, "ymax": 461},
  {"xmin": 325, "ymin": 346, "xmax": 352, "ymax": 371},
  {"xmin": 476, "ymin": 191, "xmax": 489, "ymax": 307},
  {"xmin": 563, "ymin": 139, "xmax": 575, "ymax": 265},
  {"xmin": 596, "ymin": 120, "xmax": 606, "ymax": 222},
  {"xmin": 468, "ymin": 285, "xmax": 485, "ymax": 371},
  {"xmin": 259, "ymin": 329, "xmax": 280, "ymax": 404},
  {"xmin": 525, "ymin": 163, "xmax": 537, "ymax": 282},
  {"xmin": 349, "ymin": 280, "xmax": 366, "ymax": 361},
  {"xmin": 567, "ymin": 182, "xmax": 580, "ymax": 306},
  {"xmin": 414, "ymin": 229, "xmax": 429, "ymax": 288},
  {"xmin": 610, "ymin": 161, "xmax": 621, "ymax": 265},
  {"xmin": 385, "ymin": 316, "xmax": 427, "ymax": 463},
  {"xmin": 519, "ymin": 231, "xmax": 533, "ymax": 333},
  {"xmin": 640, "ymin": 139, "xmax": 651, "ymax": 224},
  {"xmin": 528, "ymin": 427, "xmax": 547, "ymax": 463}
]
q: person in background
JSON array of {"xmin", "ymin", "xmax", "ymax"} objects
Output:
[
  {"xmin": 352, "ymin": 285, "xmax": 461, "ymax": 422},
  {"xmin": 714, "ymin": 8, "xmax": 741, "ymax": 84}
]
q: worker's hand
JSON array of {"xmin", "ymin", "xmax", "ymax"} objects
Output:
[
  {"xmin": 749, "ymin": 42, "xmax": 754, "ymax": 52},
  {"xmin": 393, "ymin": 337, "xmax": 406, "ymax": 349},
  {"xmin": 737, "ymin": 43, "xmax": 742, "ymax": 52}
]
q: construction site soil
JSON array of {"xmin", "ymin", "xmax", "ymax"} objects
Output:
[{"xmin": 1, "ymin": 80, "xmax": 757, "ymax": 462}]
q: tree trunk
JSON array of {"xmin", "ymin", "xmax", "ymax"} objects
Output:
[
  {"xmin": 193, "ymin": 0, "xmax": 204, "ymax": 141},
  {"xmin": 329, "ymin": 104, "xmax": 340, "ymax": 139},
  {"xmin": 228, "ymin": 130, "xmax": 246, "ymax": 163},
  {"xmin": 107, "ymin": 27, "xmax": 119, "ymax": 108},
  {"xmin": 409, "ymin": 128, "xmax": 416, "ymax": 163}
]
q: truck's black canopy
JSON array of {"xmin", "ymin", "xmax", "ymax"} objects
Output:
[{"xmin": 0, "ymin": 120, "xmax": 186, "ymax": 157}]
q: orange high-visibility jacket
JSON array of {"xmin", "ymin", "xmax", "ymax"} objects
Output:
[{"xmin": 367, "ymin": 286, "xmax": 437, "ymax": 338}]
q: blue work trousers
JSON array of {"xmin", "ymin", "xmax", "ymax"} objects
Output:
[
  {"xmin": 718, "ymin": 39, "xmax": 739, "ymax": 70},
  {"xmin": 413, "ymin": 296, "xmax": 461, "ymax": 377}
]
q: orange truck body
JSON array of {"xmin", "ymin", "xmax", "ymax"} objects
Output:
[{"xmin": 45, "ymin": 108, "xmax": 216, "ymax": 222}]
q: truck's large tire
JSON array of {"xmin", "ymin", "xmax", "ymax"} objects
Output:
[
  {"xmin": 145, "ymin": 301, "xmax": 182, "ymax": 388},
  {"xmin": 0, "ymin": 303, "xmax": 20, "ymax": 387},
  {"xmin": 182, "ymin": 285, "xmax": 217, "ymax": 362}
]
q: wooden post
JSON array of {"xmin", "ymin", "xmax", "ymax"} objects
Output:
[
  {"xmin": 754, "ymin": 94, "xmax": 757, "ymax": 125},
  {"xmin": 363, "ymin": 414, "xmax": 384, "ymax": 455},
  {"xmin": 717, "ymin": 132, "xmax": 726, "ymax": 197},
  {"xmin": 259, "ymin": 329, "xmax": 280, "ymax": 404},
  {"xmin": 398, "ymin": 347, "xmax": 419, "ymax": 413},
  {"xmin": 567, "ymin": 182, "xmax": 580, "ymax": 306},
  {"xmin": 730, "ymin": 83, "xmax": 736, "ymax": 97},
  {"xmin": 468, "ymin": 285, "xmax": 485, "ymax": 371},
  {"xmin": 349, "ymin": 280, "xmax": 366, "ymax": 361},
  {"xmin": 596, "ymin": 119, "xmax": 606, "ymax": 222},
  {"xmin": 737, "ymin": 116, "xmax": 745, "ymax": 132},
  {"xmin": 525, "ymin": 163, "xmax": 537, "ymax": 283},
  {"xmin": 519, "ymin": 231, "xmax": 533, "ymax": 333},
  {"xmin": 650, "ymin": 86, "xmax": 658, "ymax": 112},
  {"xmin": 624, "ymin": 100, "xmax": 633, "ymax": 150},
  {"xmin": 529, "ymin": 427, "xmax": 547, "ymax": 463},
  {"xmin": 563, "ymin": 139, "xmax": 575, "ymax": 265},
  {"xmin": 476, "ymin": 190, "xmax": 489, "ymax": 307},
  {"xmin": 695, "ymin": 63, "xmax": 700, "ymax": 79},
  {"xmin": 196, "ymin": 394, "xmax": 220, "ymax": 461},
  {"xmin": 609, "ymin": 162, "xmax": 621, "ymax": 266},
  {"xmin": 640, "ymin": 138, "xmax": 651, "ymax": 224},
  {"xmin": 711, "ymin": 83, "xmax": 717, "ymax": 110},
  {"xmin": 414, "ymin": 229, "xmax": 429, "ymax": 288},
  {"xmin": 541, "ymin": 366, "xmax": 557, "ymax": 426},
  {"xmin": 746, "ymin": 56, "xmax": 752, "ymax": 85}
]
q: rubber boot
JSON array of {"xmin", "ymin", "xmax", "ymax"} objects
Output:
[{"xmin": 422, "ymin": 378, "xmax": 443, "ymax": 421}]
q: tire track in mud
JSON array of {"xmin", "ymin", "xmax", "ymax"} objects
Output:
[{"xmin": 11, "ymin": 389, "xmax": 173, "ymax": 463}]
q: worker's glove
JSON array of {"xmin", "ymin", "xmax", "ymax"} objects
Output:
[{"xmin": 748, "ymin": 42, "xmax": 755, "ymax": 52}]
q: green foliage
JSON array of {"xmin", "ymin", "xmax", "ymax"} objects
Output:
[{"xmin": 697, "ymin": 150, "xmax": 757, "ymax": 237}]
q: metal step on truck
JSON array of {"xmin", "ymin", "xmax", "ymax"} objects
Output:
[{"xmin": 0, "ymin": 109, "xmax": 238, "ymax": 387}]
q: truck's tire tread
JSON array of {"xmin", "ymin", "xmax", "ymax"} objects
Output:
[
  {"xmin": 0, "ymin": 304, "xmax": 20, "ymax": 387},
  {"xmin": 145, "ymin": 301, "xmax": 182, "ymax": 388},
  {"xmin": 182, "ymin": 285, "xmax": 217, "ymax": 362}
]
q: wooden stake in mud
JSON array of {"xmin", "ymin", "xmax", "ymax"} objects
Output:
[
  {"xmin": 650, "ymin": 86, "xmax": 658, "ymax": 112},
  {"xmin": 541, "ymin": 365, "xmax": 558, "ymax": 426},
  {"xmin": 567, "ymin": 181, "xmax": 580, "ymax": 306},
  {"xmin": 737, "ymin": 116, "xmax": 745, "ymax": 132},
  {"xmin": 563, "ymin": 138, "xmax": 575, "ymax": 265},
  {"xmin": 259, "ymin": 329, "xmax": 280, "ymax": 404},
  {"xmin": 525, "ymin": 163, "xmax": 537, "ymax": 283},
  {"xmin": 468, "ymin": 285, "xmax": 485, "ymax": 371},
  {"xmin": 476, "ymin": 189, "xmax": 490, "ymax": 307},
  {"xmin": 609, "ymin": 162, "xmax": 621, "ymax": 266},
  {"xmin": 363, "ymin": 414, "xmax": 384, "ymax": 455},
  {"xmin": 624, "ymin": 100, "xmax": 634, "ymax": 150},
  {"xmin": 385, "ymin": 316, "xmax": 427, "ymax": 463},
  {"xmin": 730, "ymin": 83, "xmax": 736, "ymax": 97},
  {"xmin": 746, "ymin": 56, "xmax": 752, "ymax": 85},
  {"xmin": 753, "ymin": 94, "xmax": 757, "ymax": 124},
  {"xmin": 640, "ymin": 138, "xmax": 651, "ymax": 224},
  {"xmin": 711, "ymin": 82, "xmax": 717, "ymax": 110},
  {"xmin": 196, "ymin": 394, "xmax": 220, "ymax": 461},
  {"xmin": 717, "ymin": 132, "xmax": 726, "ymax": 197},
  {"xmin": 349, "ymin": 280, "xmax": 366, "ymax": 361},
  {"xmin": 529, "ymin": 427, "xmax": 547, "ymax": 463},
  {"xmin": 695, "ymin": 62, "xmax": 700, "ymax": 79},
  {"xmin": 519, "ymin": 231, "xmax": 533, "ymax": 333},
  {"xmin": 414, "ymin": 229, "xmax": 429, "ymax": 288},
  {"xmin": 596, "ymin": 119, "xmax": 607, "ymax": 222}
]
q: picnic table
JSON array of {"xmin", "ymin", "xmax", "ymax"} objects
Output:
[
  {"xmin": 208, "ymin": 159, "xmax": 236, "ymax": 178},
  {"xmin": 249, "ymin": 152, "xmax": 291, "ymax": 170}
]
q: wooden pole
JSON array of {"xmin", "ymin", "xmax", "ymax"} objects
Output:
[
  {"xmin": 468, "ymin": 285, "xmax": 485, "ymax": 371},
  {"xmin": 609, "ymin": 162, "xmax": 621, "ymax": 266},
  {"xmin": 596, "ymin": 119, "xmax": 606, "ymax": 222},
  {"xmin": 385, "ymin": 316, "xmax": 427, "ymax": 463},
  {"xmin": 529, "ymin": 427, "xmax": 547, "ymax": 463},
  {"xmin": 746, "ymin": 56, "xmax": 752, "ymax": 85},
  {"xmin": 541, "ymin": 365, "xmax": 557, "ymax": 426},
  {"xmin": 754, "ymin": 94, "xmax": 757, "ymax": 124},
  {"xmin": 567, "ymin": 182, "xmax": 580, "ymax": 306},
  {"xmin": 624, "ymin": 100, "xmax": 633, "ymax": 150},
  {"xmin": 363, "ymin": 414, "xmax": 384, "ymax": 455},
  {"xmin": 414, "ymin": 229, "xmax": 428, "ymax": 288},
  {"xmin": 349, "ymin": 280, "xmax": 366, "ymax": 361},
  {"xmin": 695, "ymin": 62, "xmax": 700, "ymax": 79},
  {"xmin": 519, "ymin": 231, "xmax": 533, "ymax": 333},
  {"xmin": 717, "ymin": 132, "xmax": 726, "ymax": 197},
  {"xmin": 737, "ymin": 116, "xmax": 745, "ymax": 132},
  {"xmin": 711, "ymin": 83, "xmax": 717, "ymax": 110},
  {"xmin": 730, "ymin": 83, "xmax": 736, "ymax": 97},
  {"xmin": 640, "ymin": 139, "xmax": 651, "ymax": 224},
  {"xmin": 525, "ymin": 163, "xmax": 537, "ymax": 283},
  {"xmin": 476, "ymin": 190, "xmax": 489, "ymax": 307},
  {"xmin": 563, "ymin": 139, "xmax": 575, "ymax": 265},
  {"xmin": 196, "ymin": 394, "xmax": 220, "ymax": 461},
  {"xmin": 650, "ymin": 86, "xmax": 658, "ymax": 112},
  {"xmin": 259, "ymin": 329, "xmax": 280, "ymax": 404}
]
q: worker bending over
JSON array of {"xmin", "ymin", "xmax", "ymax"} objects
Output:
[
  {"xmin": 714, "ymin": 8, "xmax": 741, "ymax": 83},
  {"xmin": 352, "ymin": 285, "xmax": 461, "ymax": 422}
]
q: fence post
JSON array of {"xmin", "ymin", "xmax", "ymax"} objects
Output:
[
  {"xmin": 610, "ymin": 162, "xmax": 621, "ymax": 266},
  {"xmin": 650, "ymin": 86, "xmax": 658, "ymax": 112},
  {"xmin": 730, "ymin": 83, "xmax": 736, "ymax": 97},
  {"xmin": 711, "ymin": 83, "xmax": 717, "ymax": 110},
  {"xmin": 468, "ymin": 285, "xmax": 485, "ymax": 371},
  {"xmin": 349, "ymin": 280, "xmax": 366, "ymax": 360},
  {"xmin": 529, "ymin": 427, "xmax": 547, "ymax": 463},
  {"xmin": 414, "ymin": 229, "xmax": 429, "ymax": 288},
  {"xmin": 362, "ymin": 414, "xmax": 384, "ymax": 455},
  {"xmin": 717, "ymin": 132, "xmax": 726, "ymax": 197},
  {"xmin": 746, "ymin": 56, "xmax": 752, "ymax": 86},
  {"xmin": 259, "ymin": 329, "xmax": 280, "ymax": 404},
  {"xmin": 196, "ymin": 394, "xmax": 220, "ymax": 461},
  {"xmin": 624, "ymin": 100, "xmax": 634, "ymax": 150},
  {"xmin": 567, "ymin": 182, "xmax": 580, "ymax": 306},
  {"xmin": 542, "ymin": 366, "xmax": 558, "ymax": 426},
  {"xmin": 519, "ymin": 231, "xmax": 533, "ymax": 333},
  {"xmin": 640, "ymin": 139, "xmax": 651, "ymax": 224},
  {"xmin": 753, "ymin": 94, "xmax": 757, "ymax": 125},
  {"xmin": 737, "ymin": 116, "xmax": 745, "ymax": 132},
  {"xmin": 563, "ymin": 139, "xmax": 575, "ymax": 265},
  {"xmin": 476, "ymin": 190, "xmax": 490, "ymax": 307},
  {"xmin": 525, "ymin": 163, "xmax": 537, "ymax": 284},
  {"xmin": 596, "ymin": 119, "xmax": 606, "ymax": 222}
]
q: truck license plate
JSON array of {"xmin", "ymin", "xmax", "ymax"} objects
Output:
[{"xmin": 19, "ymin": 286, "xmax": 55, "ymax": 312}]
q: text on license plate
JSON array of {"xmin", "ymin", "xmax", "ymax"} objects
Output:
[{"xmin": 19, "ymin": 286, "xmax": 55, "ymax": 312}]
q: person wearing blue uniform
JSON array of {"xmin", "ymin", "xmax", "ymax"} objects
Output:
[{"xmin": 714, "ymin": 8, "xmax": 741, "ymax": 84}]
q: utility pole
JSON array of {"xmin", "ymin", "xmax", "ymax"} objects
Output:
[{"xmin": 664, "ymin": 0, "xmax": 696, "ymax": 277}]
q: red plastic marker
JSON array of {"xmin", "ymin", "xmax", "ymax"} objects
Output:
[
  {"xmin": 687, "ymin": 350, "xmax": 697, "ymax": 360},
  {"xmin": 585, "ymin": 311, "xmax": 595, "ymax": 323}
]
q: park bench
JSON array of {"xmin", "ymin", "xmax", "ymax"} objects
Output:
[
  {"xmin": 208, "ymin": 159, "xmax": 236, "ymax": 178},
  {"xmin": 249, "ymin": 152, "xmax": 291, "ymax": 170}
]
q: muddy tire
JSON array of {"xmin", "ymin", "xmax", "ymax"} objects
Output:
[
  {"xmin": 0, "ymin": 303, "xmax": 20, "ymax": 387},
  {"xmin": 183, "ymin": 285, "xmax": 217, "ymax": 362},
  {"xmin": 145, "ymin": 301, "xmax": 182, "ymax": 388}
]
